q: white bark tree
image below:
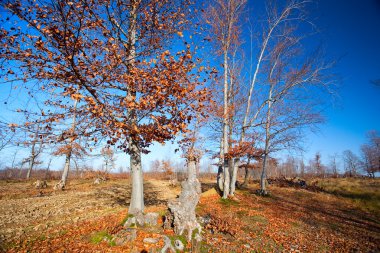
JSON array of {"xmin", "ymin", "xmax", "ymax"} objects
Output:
[{"xmin": 204, "ymin": 0, "xmax": 246, "ymax": 198}]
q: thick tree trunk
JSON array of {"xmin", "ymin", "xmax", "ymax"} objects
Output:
[
  {"xmin": 128, "ymin": 139, "xmax": 144, "ymax": 214},
  {"xmin": 126, "ymin": 1, "xmax": 143, "ymax": 215},
  {"xmin": 166, "ymin": 158, "xmax": 202, "ymax": 241}
]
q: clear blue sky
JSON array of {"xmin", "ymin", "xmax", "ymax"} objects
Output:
[{"xmin": 300, "ymin": 0, "xmax": 380, "ymax": 164}]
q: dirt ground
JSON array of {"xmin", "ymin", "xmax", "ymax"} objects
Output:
[{"xmin": 0, "ymin": 178, "xmax": 179, "ymax": 247}]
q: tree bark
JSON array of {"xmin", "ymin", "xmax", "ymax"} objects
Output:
[
  {"xmin": 229, "ymin": 158, "xmax": 238, "ymax": 196},
  {"xmin": 222, "ymin": 158, "xmax": 230, "ymax": 199},
  {"xmin": 128, "ymin": 139, "xmax": 144, "ymax": 214},
  {"xmin": 217, "ymin": 134, "xmax": 224, "ymax": 191},
  {"xmin": 222, "ymin": 47, "xmax": 230, "ymax": 199},
  {"xmin": 26, "ymin": 125, "xmax": 39, "ymax": 180},
  {"xmin": 126, "ymin": 1, "xmax": 144, "ymax": 215},
  {"xmin": 166, "ymin": 158, "xmax": 202, "ymax": 241},
  {"xmin": 260, "ymin": 86, "xmax": 273, "ymax": 195},
  {"xmin": 260, "ymin": 153, "xmax": 268, "ymax": 193},
  {"xmin": 242, "ymin": 166, "xmax": 249, "ymax": 187},
  {"xmin": 55, "ymin": 152, "xmax": 71, "ymax": 190}
]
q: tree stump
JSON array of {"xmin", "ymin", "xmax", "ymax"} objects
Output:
[{"xmin": 165, "ymin": 159, "xmax": 202, "ymax": 241}]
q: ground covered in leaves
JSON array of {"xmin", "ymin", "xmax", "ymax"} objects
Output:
[{"xmin": 0, "ymin": 178, "xmax": 379, "ymax": 252}]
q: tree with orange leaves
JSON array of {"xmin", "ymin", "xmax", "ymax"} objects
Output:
[{"xmin": 1, "ymin": 0, "xmax": 209, "ymax": 214}]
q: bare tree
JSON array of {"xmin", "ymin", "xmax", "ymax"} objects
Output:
[
  {"xmin": 26, "ymin": 123, "xmax": 44, "ymax": 179},
  {"xmin": 329, "ymin": 153, "xmax": 339, "ymax": 177},
  {"xmin": 361, "ymin": 131, "xmax": 380, "ymax": 178},
  {"xmin": 0, "ymin": 122, "xmax": 15, "ymax": 152},
  {"xmin": 204, "ymin": 0, "xmax": 247, "ymax": 198},
  {"xmin": 101, "ymin": 147, "xmax": 116, "ymax": 173},
  {"xmin": 342, "ymin": 150, "xmax": 360, "ymax": 177},
  {"xmin": 254, "ymin": 0, "xmax": 332, "ymax": 194}
]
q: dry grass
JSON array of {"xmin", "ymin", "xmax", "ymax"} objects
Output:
[{"xmin": 310, "ymin": 177, "xmax": 380, "ymax": 215}]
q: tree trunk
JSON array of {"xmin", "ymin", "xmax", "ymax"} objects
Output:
[
  {"xmin": 126, "ymin": 1, "xmax": 144, "ymax": 215},
  {"xmin": 260, "ymin": 153, "xmax": 268, "ymax": 194},
  {"xmin": 26, "ymin": 157, "xmax": 34, "ymax": 180},
  {"xmin": 241, "ymin": 167, "xmax": 250, "ymax": 187},
  {"xmin": 166, "ymin": 158, "xmax": 202, "ymax": 241},
  {"xmin": 61, "ymin": 153, "xmax": 71, "ymax": 185},
  {"xmin": 26, "ymin": 127, "xmax": 39, "ymax": 180},
  {"xmin": 229, "ymin": 158, "xmax": 238, "ymax": 196},
  {"xmin": 217, "ymin": 165, "xmax": 224, "ymax": 192},
  {"xmin": 260, "ymin": 84, "xmax": 273, "ymax": 195},
  {"xmin": 128, "ymin": 139, "xmax": 144, "ymax": 214},
  {"xmin": 55, "ymin": 152, "xmax": 71, "ymax": 190},
  {"xmin": 222, "ymin": 158, "xmax": 230, "ymax": 199},
  {"xmin": 217, "ymin": 135, "xmax": 224, "ymax": 191},
  {"xmin": 222, "ymin": 49, "xmax": 230, "ymax": 199}
]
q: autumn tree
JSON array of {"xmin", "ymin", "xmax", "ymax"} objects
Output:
[{"xmin": 1, "ymin": 0, "xmax": 209, "ymax": 215}]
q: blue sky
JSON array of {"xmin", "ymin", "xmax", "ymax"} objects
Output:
[
  {"xmin": 300, "ymin": 0, "xmax": 380, "ymax": 164},
  {"xmin": 1, "ymin": 0, "xmax": 379, "ymax": 172}
]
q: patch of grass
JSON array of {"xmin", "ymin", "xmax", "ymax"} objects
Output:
[
  {"xmin": 314, "ymin": 178, "xmax": 380, "ymax": 215},
  {"xmin": 158, "ymin": 209, "xmax": 168, "ymax": 217},
  {"xmin": 58, "ymin": 229, "xmax": 68, "ymax": 236},
  {"xmin": 236, "ymin": 210, "xmax": 248, "ymax": 218},
  {"xmin": 90, "ymin": 230, "xmax": 112, "ymax": 244},
  {"xmin": 219, "ymin": 198, "xmax": 239, "ymax": 207},
  {"xmin": 120, "ymin": 213, "xmax": 135, "ymax": 226},
  {"xmin": 290, "ymin": 221, "xmax": 303, "ymax": 229},
  {"xmin": 168, "ymin": 234, "xmax": 187, "ymax": 252},
  {"xmin": 249, "ymin": 215, "xmax": 268, "ymax": 224}
]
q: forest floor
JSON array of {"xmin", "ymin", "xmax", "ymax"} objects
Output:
[{"xmin": 0, "ymin": 177, "xmax": 379, "ymax": 252}]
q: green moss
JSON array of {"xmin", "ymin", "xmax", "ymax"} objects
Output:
[
  {"xmin": 236, "ymin": 210, "xmax": 248, "ymax": 218},
  {"xmin": 158, "ymin": 209, "xmax": 168, "ymax": 217},
  {"xmin": 58, "ymin": 229, "xmax": 68, "ymax": 236},
  {"xmin": 219, "ymin": 198, "xmax": 239, "ymax": 207},
  {"xmin": 90, "ymin": 230, "xmax": 112, "ymax": 244},
  {"xmin": 249, "ymin": 215, "xmax": 268, "ymax": 224},
  {"xmin": 191, "ymin": 228, "xmax": 200, "ymax": 239},
  {"xmin": 168, "ymin": 234, "xmax": 188, "ymax": 252}
]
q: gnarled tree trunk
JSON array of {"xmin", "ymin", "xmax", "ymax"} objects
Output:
[{"xmin": 165, "ymin": 158, "xmax": 202, "ymax": 241}]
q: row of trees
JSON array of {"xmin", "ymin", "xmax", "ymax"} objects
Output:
[{"xmin": 260, "ymin": 130, "xmax": 379, "ymax": 179}]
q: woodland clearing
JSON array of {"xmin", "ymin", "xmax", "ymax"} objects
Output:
[{"xmin": 0, "ymin": 177, "xmax": 379, "ymax": 252}]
